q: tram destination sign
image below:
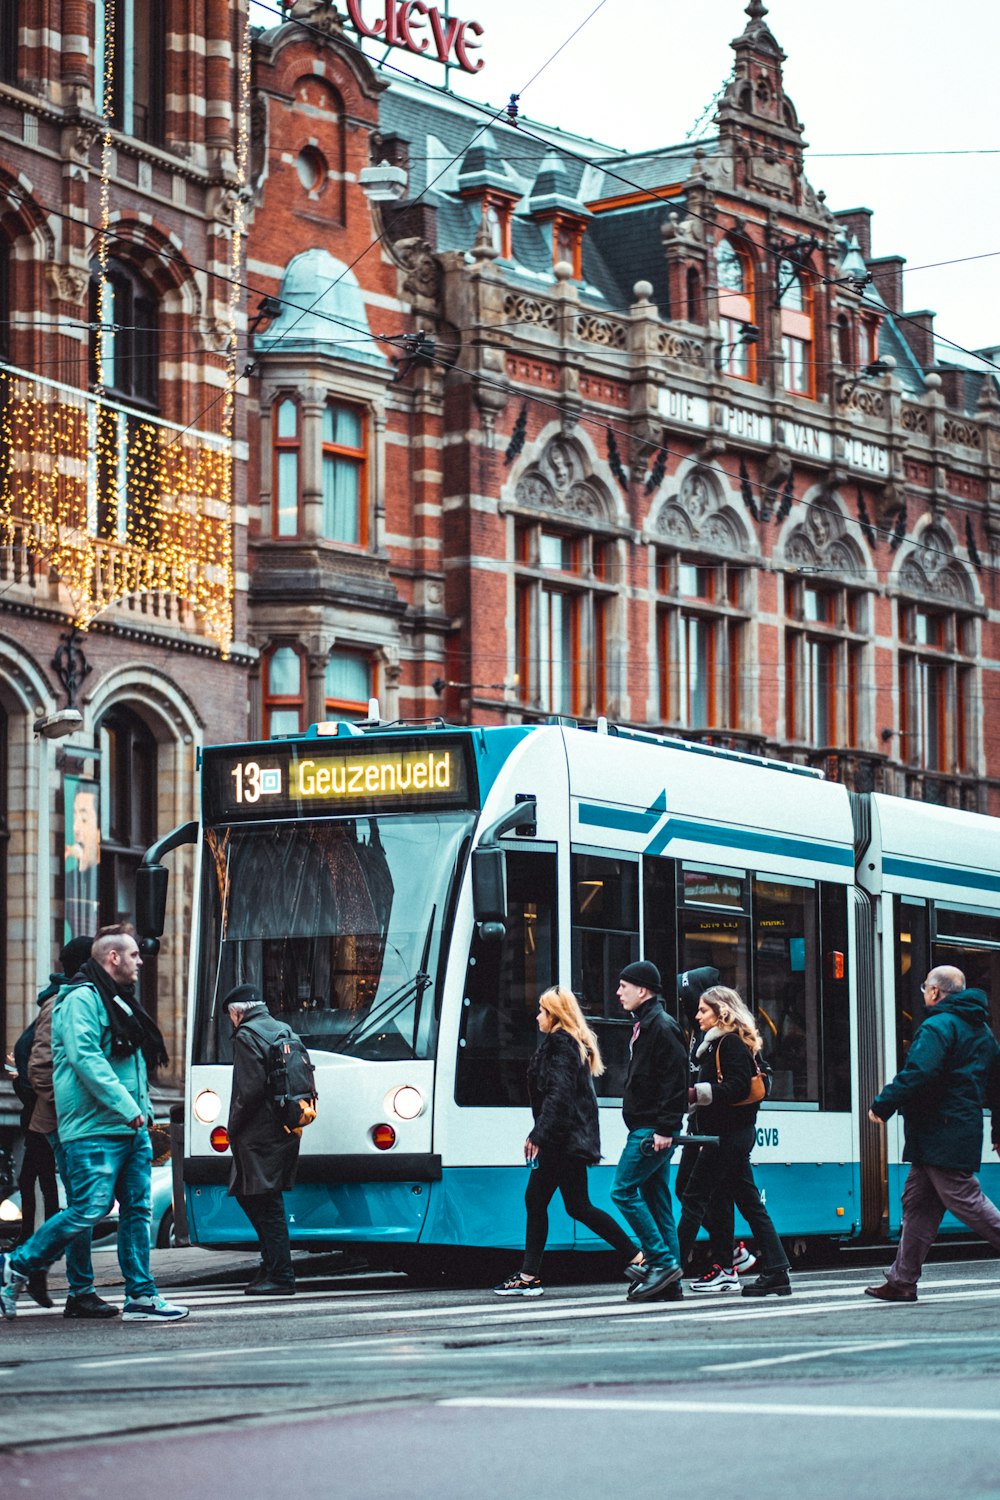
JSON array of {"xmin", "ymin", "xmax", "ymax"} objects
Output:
[{"xmin": 202, "ymin": 735, "xmax": 475, "ymax": 823}]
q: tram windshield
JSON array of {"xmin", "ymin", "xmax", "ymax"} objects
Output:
[{"xmin": 193, "ymin": 812, "xmax": 473, "ymax": 1063}]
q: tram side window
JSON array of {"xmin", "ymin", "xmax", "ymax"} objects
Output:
[
  {"xmin": 754, "ymin": 877, "xmax": 820, "ymax": 1103},
  {"xmin": 455, "ymin": 851, "xmax": 558, "ymax": 1107},
  {"xmin": 677, "ymin": 862, "xmax": 750, "ymax": 999},
  {"xmin": 933, "ymin": 903, "xmax": 1000, "ymax": 1038},
  {"xmin": 571, "ymin": 851, "xmax": 639, "ymax": 1099},
  {"xmin": 894, "ymin": 896, "xmax": 929, "ymax": 1068},
  {"xmin": 643, "ymin": 856, "xmax": 678, "ymax": 1019},
  {"xmin": 819, "ymin": 882, "xmax": 851, "ymax": 1111}
]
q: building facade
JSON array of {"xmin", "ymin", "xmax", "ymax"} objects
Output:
[
  {"xmin": 247, "ymin": 0, "xmax": 1000, "ymax": 819},
  {"xmin": 0, "ymin": 0, "xmax": 251, "ymax": 1079}
]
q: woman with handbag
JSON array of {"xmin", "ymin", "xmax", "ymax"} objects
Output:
[
  {"xmin": 676, "ymin": 985, "xmax": 791, "ymax": 1298},
  {"xmin": 493, "ymin": 986, "xmax": 643, "ymax": 1297}
]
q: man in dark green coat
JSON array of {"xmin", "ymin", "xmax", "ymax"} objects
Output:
[{"xmin": 865, "ymin": 965, "xmax": 1000, "ymax": 1303}]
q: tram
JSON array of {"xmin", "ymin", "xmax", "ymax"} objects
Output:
[{"xmin": 137, "ymin": 715, "xmax": 1000, "ymax": 1258}]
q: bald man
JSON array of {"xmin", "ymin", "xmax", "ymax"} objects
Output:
[{"xmin": 866, "ymin": 965, "xmax": 1000, "ymax": 1302}]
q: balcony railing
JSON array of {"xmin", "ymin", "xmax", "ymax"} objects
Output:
[{"xmin": 0, "ymin": 363, "xmax": 234, "ymax": 650}]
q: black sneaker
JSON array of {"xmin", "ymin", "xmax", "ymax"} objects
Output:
[
  {"xmin": 741, "ymin": 1269, "xmax": 792, "ymax": 1298},
  {"xmin": 64, "ymin": 1292, "xmax": 119, "ymax": 1319},
  {"xmin": 27, "ymin": 1271, "xmax": 53, "ymax": 1309},
  {"xmin": 493, "ymin": 1273, "xmax": 544, "ymax": 1298}
]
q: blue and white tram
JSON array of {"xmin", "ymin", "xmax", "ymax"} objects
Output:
[{"xmin": 141, "ymin": 717, "xmax": 1000, "ymax": 1257}]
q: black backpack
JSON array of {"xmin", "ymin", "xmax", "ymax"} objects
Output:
[{"xmin": 246, "ymin": 1020, "xmax": 318, "ymax": 1134}]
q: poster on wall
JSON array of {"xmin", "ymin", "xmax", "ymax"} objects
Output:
[{"xmin": 64, "ymin": 775, "xmax": 100, "ymax": 943}]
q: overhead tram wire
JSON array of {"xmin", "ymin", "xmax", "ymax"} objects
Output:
[{"xmin": 3, "ymin": 13, "xmax": 993, "ymax": 580}]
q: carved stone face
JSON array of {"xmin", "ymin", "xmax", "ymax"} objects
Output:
[{"xmin": 547, "ymin": 441, "xmax": 572, "ymax": 491}]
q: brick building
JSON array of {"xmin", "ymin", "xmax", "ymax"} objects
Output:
[
  {"xmin": 0, "ymin": 0, "xmax": 251, "ymax": 1077},
  {"xmin": 247, "ymin": 0, "xmax": 1000, "ymax": 817}
]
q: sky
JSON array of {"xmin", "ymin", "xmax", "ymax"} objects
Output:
[{"xmin": 249, "ymin": 0, "xmax": 1000, "ymax": 360}]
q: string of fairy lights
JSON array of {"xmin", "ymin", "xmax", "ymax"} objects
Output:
[{"xmin": 0, "ymin": 0, "xmax": 250, "ymax": 655}]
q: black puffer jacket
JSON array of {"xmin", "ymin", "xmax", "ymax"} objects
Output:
[
  {"xmin": 526, "ymin": 1029, "xmax": 602, "ymax": 1163},
  {"xmin": 622, "ymin": 1000, "xmax": 688, "ymax": 1137},
  {"xmin": 690, "ymin": 1027, "xmax": 760, "ymax": 1135}
]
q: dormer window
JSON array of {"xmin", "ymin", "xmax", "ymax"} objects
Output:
[{"xmin": 481, "ymin": 194, "xmax": 514, "ymax": 259}]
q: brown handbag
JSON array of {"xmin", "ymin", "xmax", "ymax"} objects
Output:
[{"xmin": 715, "ymin": 1041, "xmax": 767, "ymax": 1106}]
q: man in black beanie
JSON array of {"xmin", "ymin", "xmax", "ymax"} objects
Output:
[
  {"xmin": 225, "ymin": 984, "xmax": 301, "ymax": 1295},
  {"xmin": 611, "ymin": 960, "xmax": 688, "ymax": 1302}
]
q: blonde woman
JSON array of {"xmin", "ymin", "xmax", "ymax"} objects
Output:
[
  {"xmin": 677, "ymin": 985, "xmax": 791, "ymax": 1298},
  {"xmin": 494, "ymin": 986, "xmax": 641, "ymax": 1297}
]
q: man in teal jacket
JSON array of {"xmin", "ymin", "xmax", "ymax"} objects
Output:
[
  {"xmin": 865, "ymin": 964, "xmax": 1000, "ymax": 1303},
  {"xmin": 0, "ymin": 924, "xmax": 188, "ymax": 1322}
]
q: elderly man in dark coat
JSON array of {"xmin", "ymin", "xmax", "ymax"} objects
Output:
[
  {"xmin": 866, "ymin": 964, "xmax": 1000, "ymax": 1303},
  {"xmin": 225, "ymin": 985, "xmax": 300, "ymax": 1296}
]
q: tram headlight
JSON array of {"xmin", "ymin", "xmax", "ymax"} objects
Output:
[
  {"xmin": 386, "ymin": 1085, "xmax": 424, "ymax": 1121},
  {"xmin": 209, "ymin": 1126, "xmax": 230, "ymax": 1153},
  {"xmin": 371, "ymin": 1123, "xmax": 397, "ymax": 1151},
  {"xmin": 193, "ymin": 1089, "xmax": 222, "ymax": 1125}
]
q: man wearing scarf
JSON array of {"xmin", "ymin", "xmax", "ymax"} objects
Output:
[{"xmin": 0, "ymin": 924, "xmax": 188, "ymax": 1322}]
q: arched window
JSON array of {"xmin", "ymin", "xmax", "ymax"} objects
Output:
[
  {"xmin": 263, "ymin": 645, "xmax": 305, "ymax": 737},
  {"xmin": 656, "ymin": 554, "xmax": 749, "ymax": 729},
  {"xmin": 785, "ymin": 580, "xmax": 868, "ymax": 748},
  {"xmin": 716, "ymin": 239, "xmax": 755, "ymax": 379},
  {"xmin": 89, "ymin": 257, "xmax": 159, "ymax": 409},
  {"xmin": 322, "ymin": 400, "xmax": 367, "ymax": 545},
  {"xmin": 272, "ymin": 398, "xmax": 300, "ymax": 538},
  {"xmin": 686, "ymin": 266, "xmax": 702, "ymax": 324},
  {"xmin": 97, "ymin": 706, "xmax": 159, "ymax": 1014},
  {"xmin": 515, "ymin": 522, "xmax": 613, "ymax": 716},
  {"xmin": 324, "ymin": 649, "xmax": 373, "ymax": 720},
  {"xmin": 837, "ymin": 314, "xmax": 852, "ymax": 368},
  {"xmin": 898, "ymin": 603, "xmax": 976, "ymax": 775},
  {"xmin": 779, "ymin": 260, "xmax": 813, "ymax": 396}
]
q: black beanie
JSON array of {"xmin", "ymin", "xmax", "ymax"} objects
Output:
[
  {"xmin": 222, "ymin": 983, "xmax": 263, "ymax": 1010},
  {"xmin": 619, "ymin": 960, "xmax": 662, "ymax": 994},
  {"xmin": 677, "ymin": 966, "xmax": 721, "ymax": 1019},
  {"xmin": 59, "ymin": 935, "xmax": 94, "ymax": 976}
]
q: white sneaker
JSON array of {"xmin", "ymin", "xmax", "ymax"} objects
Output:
[
  {"xmin": 0, "ymin": 1253, "xmax": 27, "ymax": 1320},
  {"xmin": 733, "ymin": 1241, "xmax": 758, "ymax": 1275},
  {"xmin": 122, "ymin": 1293, "xmax": 190, "ymax": 1322},
  {"xmin": 689, "ymin": 1264, "xmax": 740, "ymax": 1294}
]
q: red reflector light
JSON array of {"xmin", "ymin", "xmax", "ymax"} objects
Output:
[
  {"xmin": 372, "ymin": 1123, "xmax": 396, "ymax": 1151},
  {"xmin": 210, "ymin": 1126, "xmax": 230, "ymax": 1152},
  {"xmin": 826, "ymin": 950, "xmax": 845, "ymax": 980}
]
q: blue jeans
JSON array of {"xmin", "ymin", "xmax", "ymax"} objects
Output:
[
  {"xmin": 47, "ymin": 1131, "xmax": 96, "ymax": 1298},
  {"xmin": 11, "ymin": 1131, "xmax": 156, "ymax": 1301},
  {"xmin": 611, "ymin": 1128, "xmax": 680, "ymax": 1270}
]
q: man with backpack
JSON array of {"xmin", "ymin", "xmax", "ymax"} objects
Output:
[{"xmin": 225, "ymin": 984, "xmax": 316, "ymax": 1297}]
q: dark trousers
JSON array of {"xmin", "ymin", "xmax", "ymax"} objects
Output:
[
  {"xmin": 522, "ymin": 1154, "xmax": 637, "ymax": 1278},
  {"xmin": 18, "ymin": 1131, "xmax": 59, "ymax": 1241},
  {"xmin": 235, "ymin": 1190, "xmax": 294, "ymax": 1285},
  {"xmin": 677, "ymin": 1126, "xmax": 789, "ymax": 1273},
  {"xmin": 888, "ymin": 1164, "xmax": 1000, "ymax": 1292}
]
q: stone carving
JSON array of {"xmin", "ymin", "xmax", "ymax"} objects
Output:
[
  {"xmin": 942, "ymin": 416, "xmax": 982, "ymax": 450},
  {"xmin": 503, "ymin": 292, "xmax": 556, "ymax": 331},
  {"xmin": 576, "ymin": 314, "xmax": 628, "ymax": 350},
  {"xmin": 652, "ymin": 465, "xmax": 749, "ymax": 554},
  {"xmin": 901, "ymin": 404, "xmax": 929, "ymax": 434},
  {"xmin": 512, "ymin": 436, "xmax": 613, "ymax": 524},
  {"xmin": 46, "ymin": 263, "xmax": 89, "ymax": 305},
  {"xmin": 656, "ymin": 329, "xmax": 704, "ymax": 366},
  {"xmin": 897, "ymin": 525, "xmax": 973, "ymax": 603},
  {"xmin": 395, "ymin": 238, "xmax": 442, "ymax": 302},
  {"xmin": 782, "ymin": 490, "xmax": 864, "ymax": 577},
  {"xmin": 285, "ymin": 0, "xmax": 344, "ymax": 34}
]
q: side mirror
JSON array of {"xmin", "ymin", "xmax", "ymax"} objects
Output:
[
  {"xmin": 472, "ymin": 845, "xmax": 507, "ymax": 936},
  {"xmin": 135, "ymin": 863, "xmax": 168, "ymax": 940}
]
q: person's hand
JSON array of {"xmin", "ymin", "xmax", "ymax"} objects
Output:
[
  {"xmin": 128, "ymin": 1115, "xmax": 143, "ymax": 1131},
  {"xmin": 524, "ymin": 1138, "xmax": 538, "ymax": 1161},
  {"xmin": 652, "ymin": 1133, "xmax": 673, "ymax": 1152},
  {"xmin": 868, "ymin": 1109, "xmax": 883, "ymax": 1125},
  {"xmin": 687, "ymin": 1087, "xmax": 697, "ymax": 1105}
]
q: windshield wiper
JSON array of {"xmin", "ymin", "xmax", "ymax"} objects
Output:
[{"xmin": 331, "ymin": 908, "xmax": 436, "ymax": 1055}]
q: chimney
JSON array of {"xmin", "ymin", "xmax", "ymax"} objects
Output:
[
  {"xmin": 904, "ymin": 310, "xmax": 936, "ymax": 371},
  {"xmin": 869, "ymin": 255, "xmax": 905, "ymax": 314},
  {"xmin": 833, "ymin": 208, "xmax": 872, "ymax": 262}
]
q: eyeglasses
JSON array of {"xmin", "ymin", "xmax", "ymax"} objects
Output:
[{"xmin": 920, "ymin": 982, "xmax": 935, "ymax": 993}]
